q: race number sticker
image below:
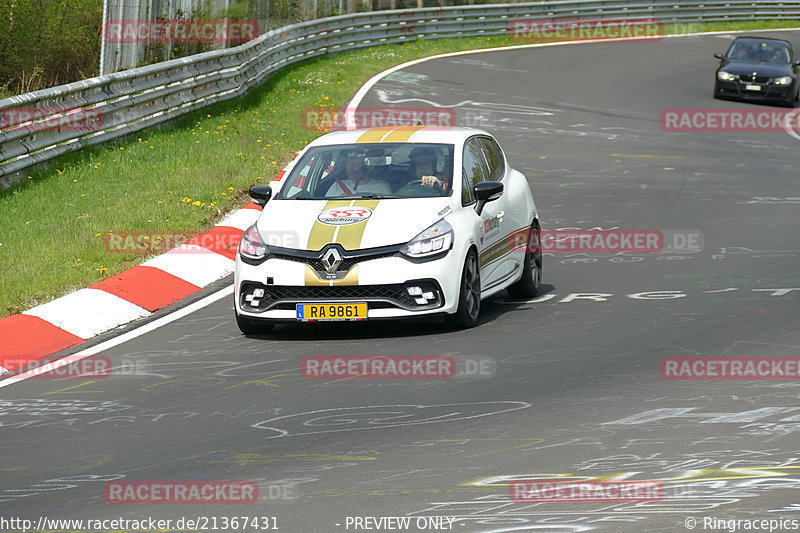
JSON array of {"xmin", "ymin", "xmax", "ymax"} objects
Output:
[{"xmin": 317, "ymin": 207, "xmax": 373, "ymax": 225}]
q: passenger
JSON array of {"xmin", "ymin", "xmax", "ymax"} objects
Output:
[{"xmin": 326, "ymin": 151, "xmax": 393, "ymax": 196}]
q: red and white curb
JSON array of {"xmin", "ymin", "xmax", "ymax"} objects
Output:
[{"xmin": 0, "ymin": 203, "xmax": 262, "ymax": 375}]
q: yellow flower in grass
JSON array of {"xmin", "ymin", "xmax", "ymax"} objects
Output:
[
  {"xmin": 97, "ymin": 266, "xmax": 107, "ymax": 272},
  {"xmin": 192, "ymin": 201, "xmax": 201, "ymax": 206},
  {"xmin": 228, "ymin": 186, "xmax": 234, "ymax": 191}
]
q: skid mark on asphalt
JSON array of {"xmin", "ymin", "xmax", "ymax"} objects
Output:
[{"xmin": 251, "ymin": 402, "xmax": 531, "ymax": 438}]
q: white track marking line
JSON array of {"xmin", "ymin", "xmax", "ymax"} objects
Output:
[{"xmin": 0, "ymin": 285, "xmax": 233, "ymax": 389}]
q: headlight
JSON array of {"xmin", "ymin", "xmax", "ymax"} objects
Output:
[
  {"xmin": 238, "ymin": 224, "xmax": 269, "ymax": 260},
  {"xmin": 774, "ymin": 76, "xmax": 793, "ymax": 85},
  {"xmin": 717, "ymin": 71, "xmax": 736, "ymax": 81},
  {"xmin": 401, "ymin": 219, "xmax": 454, "ymax": 258}
]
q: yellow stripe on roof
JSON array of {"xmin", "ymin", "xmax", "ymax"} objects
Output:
[
  {"xmin": 381, "ymin": 125, "xmax": 426, "ymax": 142},
  {"xmin": 356, "ymin": 127, "xmax": 395, "ymax": 143}
]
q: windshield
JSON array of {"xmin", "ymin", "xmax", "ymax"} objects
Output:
[
  {"xmin": 276, "ymin": 143, "xmax": 455, "ymax": 199},
  {"xmin": 727, "ymin": 40, "xmax": 792, "ymax": 63}
]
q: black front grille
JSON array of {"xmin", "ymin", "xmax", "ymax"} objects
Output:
[
  {"xmin": 272, "ymin": 250, "xmax": 398, "ymax": 274},
  {"xmin": 239, "ymin": 280, "xmax": 443, "ymax": 313},
  {"xmin": 738, "ymin": 75, "xmax": 770, "ymax": 84}
]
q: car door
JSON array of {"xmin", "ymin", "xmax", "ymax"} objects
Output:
[
  {"xmin": 477, "ymin": 135, "xmax": 524, "ymax": 290},
  {"xmin": 462, "ymin": 137, "xmax": 511, "ymax": 292}
]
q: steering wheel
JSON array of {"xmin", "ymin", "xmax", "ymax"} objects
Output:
[{"xmin": 407, "ymin": 179, "xmax": 444, "ymax": 192}]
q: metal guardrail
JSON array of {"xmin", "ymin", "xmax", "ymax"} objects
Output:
[{"xmin": 2, "ymin": 0, "xmax": 800, "ymax": 182}]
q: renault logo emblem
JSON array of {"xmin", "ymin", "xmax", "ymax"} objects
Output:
[{"xmin": 321, "ymin": 247, "xmax": 343, "ymax": 274}]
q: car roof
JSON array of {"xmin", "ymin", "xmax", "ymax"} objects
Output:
[
  {"xmin": 731, "ymin": 36, "xmax": 793, "ymax": 47},
  {"xmin": 304, "ymin": 125, "xmax": 492, "ymax": 148}
]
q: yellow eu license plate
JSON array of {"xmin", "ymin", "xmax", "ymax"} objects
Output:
[{"xmin": 296, "ymin": 302, "xmax": 367, "ymax": 321}]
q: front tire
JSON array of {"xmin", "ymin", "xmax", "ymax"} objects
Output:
[
  {"xmin": 445, "ymin": 249, "xmax": 481, "ymax": 329},
  {"xmin": 507, "ymin": 221, "xmax": 542, "ymax": 299},
  {"xmin": 235, "ymin": 309, "xmax": 275, "ymax": 334}
]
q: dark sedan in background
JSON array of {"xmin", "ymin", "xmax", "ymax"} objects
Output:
[{"xmin": 714, "ymin": 36, "xmax": 800, "ymax": 107}]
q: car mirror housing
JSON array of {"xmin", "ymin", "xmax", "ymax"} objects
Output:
[
  {"xmin": 714, "ymin": 53, "xmax": 724, "ymax": 60},
  {"xmin": 474, "ymin": 181, "xmax": 503, "ymax": 215},
  {"xmin": 249, "ymin": 185, "xmax": 273, "ymax": 207}
]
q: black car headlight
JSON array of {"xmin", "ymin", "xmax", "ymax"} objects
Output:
[
  {"xmin": 400, "ymin": 219, "xmax": 454, "ymax": 258},
  {"xmin": 238, "ymin": 224, "xmax": 269, "ymax": 260},
  {"xmin": 775, "ymin": 76, "xmax": 793, "ymax": 86},
  {"xmin": 717, "ymin": 71, "xmax": 736, "ymax": 82}
]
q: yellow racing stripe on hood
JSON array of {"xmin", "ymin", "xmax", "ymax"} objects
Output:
[
  {"xmin": 307, "ymin": 200, "xmax": 351, "ymax": 250},
  {"xmin": 305, "ymin": 200, "xmax": 380, "ymax": 285},
  {"xmin": 333, "ymin": 199, "xmax": 380, "ymax": 250}
]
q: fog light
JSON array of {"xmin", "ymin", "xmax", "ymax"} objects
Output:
[
  {"xmin": 414, "ymin": 298, "xmax": 428, "ymax": 305},
  {"xmin": 422, "ymin": 291, "xmax": 435, "ymax": 300},
  {"xmin": 245, "ymin": 287, "xmax": 266, "ymax": 308},
  {"xmin": 407, "ymin": 286, "xmax": 423, "ymax": 296}
]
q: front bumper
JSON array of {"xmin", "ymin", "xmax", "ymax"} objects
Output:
[
  {"xmin": 235, "ymin": 252, "xmax": 462, "ymax": 320},
  {"xmin": 715, "ymin": 80, "xmax": 795, "ymax": 103}
]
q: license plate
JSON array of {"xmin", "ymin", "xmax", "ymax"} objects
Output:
[
  {"xmin": 745, "ymin": 84, "xmax": 761, "ymax": 91},
  {"xmin": 296, "ymin": 302, "xmax": 367, "ymax": 321}
]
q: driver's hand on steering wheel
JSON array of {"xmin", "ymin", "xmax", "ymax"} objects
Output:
[{"xmin": 420, "ymin": 175, "xmax": 443, "ymax": 188}]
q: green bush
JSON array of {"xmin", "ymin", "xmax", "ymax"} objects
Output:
[{"xmin": 0, "ymin": 0, "xmax": 103, "ymax": 96}]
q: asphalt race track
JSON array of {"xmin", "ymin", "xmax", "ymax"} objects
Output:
[{"xmin": 2, "ymin": 31, "xmax": 800, "ymax": 533}]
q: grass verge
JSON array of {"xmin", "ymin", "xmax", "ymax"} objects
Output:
[{"xmin": 1, "ymin": 20, "xmax": 798, "ymax": 317}]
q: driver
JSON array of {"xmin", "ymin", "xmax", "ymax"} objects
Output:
[
  {"xmin": 326, "ymin": 150, "xmax": 392, "ymax": 196},
  {"xmin": 408, "ymin": 147, "xmax": 448, "ymax": 190},
  {"xmin": 733, "ymin": 46, "xmax": 751, "ymax": 60}
]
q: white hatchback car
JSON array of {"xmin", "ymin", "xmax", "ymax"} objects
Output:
[{"xmin": 234, "ymin": 126, "xmax": 542, "ymax": 333}]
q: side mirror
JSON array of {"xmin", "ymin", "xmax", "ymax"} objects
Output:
[
  {"xmin": 474, "ymin": 181, "xmax": 503, "ymax": 216},
  {"xmin": 714, "ymin": 53, "xmax": 724, "ymax": 60},
  {"xmin": 249, "ymin": 185, "xmax": 272, "ymax": 207}
]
